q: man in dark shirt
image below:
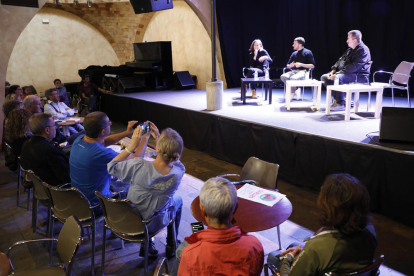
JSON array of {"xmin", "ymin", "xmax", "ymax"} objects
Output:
[
  {"xmin": 321, "ymin": 30, "xmax": 371, "ymax": 110},
  {"xmin": 79, "ymin": 75, "xmax": 109, "ymax": 113},
  {"xmin": 280, "ymin": 37, "xmax": 315, "ymax": 100},
  {"xmin": 20, "ymin": 113, "xmax": 71, "ymax": 186}
]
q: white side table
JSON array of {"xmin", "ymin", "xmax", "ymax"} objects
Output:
[
  {"xmin": 326, "ymin": 84, "xmax": 384, "ymax": 121},
  {"xmin": 286, "ymin": 80, "xmax": 323, "ymax": 111}
]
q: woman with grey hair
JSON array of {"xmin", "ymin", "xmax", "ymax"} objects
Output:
[
  {"xmin": 170, "ymin": 177, "xmax": 264, "ymax": 276},
  {"xmin": 107, "ymin": 122, "xmax": 185, "ymax": 258}
]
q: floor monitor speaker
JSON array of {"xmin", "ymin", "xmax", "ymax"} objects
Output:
[
  {"xmin": 379, "ymin": 107, "xmax": 414, "ymax": 143},
  {"xmin": 129, "ymin": 0, "xmax": 173, "ymax": 14},
  {"xmin": 118, "ymin": 77, "xmax": 145, "ymax": 94},
  {"xmin": 174, "ymin": 71, "xmax": 195, "ymax": 90}
]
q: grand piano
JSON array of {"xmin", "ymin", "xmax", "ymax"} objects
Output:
[{"xmin": 126, "ymin": 41, "xmax": 174, "ymax": 90}]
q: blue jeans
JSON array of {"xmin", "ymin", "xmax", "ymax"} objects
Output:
[
  {"xmin": 167, "ymin": 194, "xmax": 182, "ymax": 247},
  {"xmin": 267, "ymin": 241, "xmax": 306, "ymax": 270}
]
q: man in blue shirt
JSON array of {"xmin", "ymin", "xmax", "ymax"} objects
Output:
[
  {"xmin": 69, "ymin": 111, "xmax": 137, "ymax": 207},
  {"xmin": 280, "ymin": 37, "xmax": 315, "ymax": 100}
]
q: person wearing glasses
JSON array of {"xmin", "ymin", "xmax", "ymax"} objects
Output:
[
  {"xmin": 69, "ymin": 111, "xmax": 137, "ymax": 213},
  {"xmin": 20, "ymin": 113, "xmax": 70, "ymax": 186}
]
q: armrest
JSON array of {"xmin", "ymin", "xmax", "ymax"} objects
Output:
[
  {"xmin": 373, "ymin": 70, "xmax": 393, "ymax": 83},
  {"xmin": 111, "ymin": 190, "xmax": 127, "ymax": 199},
  {"xmin": 8, "ymin": 238, "xmax": 58, "ymax": 257},
  {"xmin": 217, "ymin": 174, "xmax": 240, "ymax": 180},
  {"xmin": 143, "ymin": 204, "xmax": 176, "ymax": 224},
  {"xmin": 59, "ymin": 183, "xmax": 71, "ymax": 188},
  {"xmin": 283, "ymin": 67, "xmax": 289, "ymax": 73}
]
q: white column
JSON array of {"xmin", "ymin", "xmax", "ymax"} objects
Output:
[{"xmin": 206, "ymin": 80, "xmax": 223, "ymax": 110}]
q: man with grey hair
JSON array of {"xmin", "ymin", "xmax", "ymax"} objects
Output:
[
  {"xmin": 171, "ymin": 177, "xmax": 264, "ymax": 276},
  {"xmin": 280, "ymin": 37, "xmax": 315, "ymax": 100},
  {"xmin": 23, "ymin": 95, "xmax": 43, "ymax": 114},
  {"xmin": 20, "ymin": 113, "xmax": 70, "ymax": 186},
  {"xmin": 321, "ymin": 30, "xmax": 371, "ymax": 110}
]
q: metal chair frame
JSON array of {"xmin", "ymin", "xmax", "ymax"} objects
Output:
[
  {"xmin": 42, "ymin": 182, "xmax": 100, "ymax": 275},
  {"xmin": 325, "ymin": 254, "xmax": 385, "ymax": 276},
  {"xmin": 96, "ymin": 191, "xmax": 177, "ymax": 276},
  {"xmin": 7, "ymin": 216, "xmax": 83, "ymax": 276},
  {"xmin": 283, "ymin": 67, "xmax": 314, "ymax": 101},
  {"xmin": 153, "ymin": 257, "xmax": 170, "ymax": 276}
]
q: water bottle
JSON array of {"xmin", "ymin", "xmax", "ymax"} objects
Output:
[
  {"xmin": 254, "ymin": 70, "xmax": 258, "ymax": 80},
  {"xmin": 305, "ymin": 71, "xmax": 310, "ymax": 80},
  {"xmin": 265, "ymin": 69, "xmax": 269, "ymax": 80}
]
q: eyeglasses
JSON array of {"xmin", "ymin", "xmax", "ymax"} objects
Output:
[{"xmin": 47, "ymin": 125, "xmax": 56, "ymax": 128}]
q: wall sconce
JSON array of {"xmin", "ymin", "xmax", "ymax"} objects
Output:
[{"xmin": 87, "ymin": 0, "xmax": 92, "ymax": 8}]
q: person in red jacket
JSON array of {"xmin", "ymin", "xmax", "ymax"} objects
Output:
[{"xmin": 170, "ymin": 177, "xmax": 264, "ymax": 276}]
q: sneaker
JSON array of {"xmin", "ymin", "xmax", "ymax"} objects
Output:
[
  {"xmin": 139, "ymin": 241, "xmax": 158, "ymax": 258},
  {"xmin": 295, "ymin": 88, "xmax": 301, "ymax": 100},
  {"xmin": 330, "ymin": 104, "xmax": 345, "ymax": 111},
  {"xmin": 331, "ymin": 101, "xmax": 338, "ymax": 107}
]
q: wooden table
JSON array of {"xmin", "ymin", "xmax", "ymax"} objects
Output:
[
  {"xmin": 326, "ymin": 84, "xmax": 383, "ymax": 121},
  {"xmin": 286, "ymin": 80, "xmax": 323, "ymax": 111},
  {"xmin": 191, "ymin": 185, "xmax": 292, "ymax": 233},
  {"xmin": 240, "ymin": 78, "xmax": 273, "ymax": 104},
  {"xmin": 57, "ymin": 117, "xmax": 84, "ymax": 137}
]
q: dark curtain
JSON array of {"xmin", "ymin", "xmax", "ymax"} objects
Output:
[{"xmin": 217, "ymin": 0, "xmax": 414, "ymax": 88}]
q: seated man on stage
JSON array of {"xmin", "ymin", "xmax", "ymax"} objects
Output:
[
  {"xmin": 321, "ymin": 30, "xmax": 371, "ymax": 111},
  {"xmin": 170, "ymin": 177, "xmax": 264, "ymax": 276},
  {"xmin": 280, "ymin": 37, "xmax": 315, "ymax": 100},
  {"xmin": 79, "ymin": 75, "xmax": 109, "ymax": 113},
  {"xmin": 20, "ymin": 113, "xmax": 71, "ymax": 186},
  {"xmin": 44, "ymin": 88, "xmax": 84, "ymax": 135},
  {"xmin": 69, "ymin": 111, "xmax": 136, "ymax": 213}
]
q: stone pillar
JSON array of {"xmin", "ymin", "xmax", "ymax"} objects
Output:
[{"xmin": 206, "ymin": 80, "xmax": 223, "ymax": 110}]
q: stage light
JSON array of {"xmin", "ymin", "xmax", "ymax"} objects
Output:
[{"xmin": 87, "ymin": 0, "xmax": 92, "ymax": 8}]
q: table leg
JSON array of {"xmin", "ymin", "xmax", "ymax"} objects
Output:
[
  {"xmin": 286, "ymin": 83, "xmax": 291, "ymax": 110},
  {"xmin": 62, "ymin": 125, "xmax": 70, "ymax": 137},
  {"xmin": 242, "ymin": 82, "xmax": 246, "ymax": 104},
  {"xmin": 269, "ymin": 85, "xmax": 272, "ymax": 104},
  {"xmin": 354, "ymin": 92, "xmax": 360, "ymax": 113},
  {"xmin": 345, "ymin": 91, "xmax": 352, "ymax": 121},
  {"xmin": 317, "ymin": 84, "xmax": 321, "ymax": 111},
  {"xmin": 375, "ymin": 88, "xmax": 383, "ymax": 119},
  {"xmin": 326, "ymin": 88, "xmax": 331, "ymax": 115},
  {"xmin": 265, "ymin": 84, "xmax": 268, "ymax": 101}
]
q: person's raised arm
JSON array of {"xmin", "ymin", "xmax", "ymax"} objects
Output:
[
  {"xmin": 133, "ymin": 121, "xmax": 160, "ymax": 158},
  {"xmin": 103, "ymin": 120, "xmax": 137, "ymax": 147},
  {"xmin": 112, "ymin": 126, "xmax": 142, "ymax": 162}
]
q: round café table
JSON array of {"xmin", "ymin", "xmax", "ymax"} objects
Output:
[
  {"xmin": 191, "ymin": 185, "xmax": 292, "ymax": 249},
  {"xmin": 58, "ymin": 117, "xmax": 84, "ymax": 137},
  {"xmin": 0, "ymin": 251, "xmax": 10, "ymax": 276}
]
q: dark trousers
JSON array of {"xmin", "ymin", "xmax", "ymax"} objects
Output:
[{"xmin": 167, "ymin": 194, "xmax": 182, "ymax": 247}]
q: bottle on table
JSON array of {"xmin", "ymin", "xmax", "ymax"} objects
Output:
[
  {"xmin": 265, "ymin": 69, "xmax": 269, "ymax": 80},
  {"xmin": 254, "ymin": 70, "xmax": 258, "ymax": 80}
]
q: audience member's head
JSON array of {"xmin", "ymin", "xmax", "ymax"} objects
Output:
[
  {"xmin": 23, "ymin": 95, "xmax": 43, "ymax": 114},
  {"xmin": 294, "ymin": 37, "xmax": 305, "ymax": 46},
  {"xmin": 29, "ymin": 113, "xmax": 56, "ymax": 141},
  {"xmin": 54, "ymin": 79, "xmax": 63, "ymax": 88},
  {"xmin": 8, "ymin": 85, "xmax": 23, "ymax": 97},
  {"xmin": 317, "ymin": 173, "xmax": 370, "ymax": 235},
  {"xmin": 22, "ymin": 86, "xmax": 33, "ymax": 95},
  {"xmin": 2, "ymin": 100, "xmax": 23, "ymax": 119},
  {"xmin": 83, "ymin": 111, "xmax": 109, "ymax": 139},
  {"xmin": 157, "ymin": 128, "xmax": 183, "ymax": 163},
  {"xmin": 29, "ymin": 85, "xmax": 37, "ymax": 95},
  {"xmin": 200, "ymin": 177, "xmax": 238, "ymax": 226},
  {"xmin": 5, "ymin": 93, "xmax": 22, "ymax": 103},
  {"xmin": 45, "ymin": 88, "xmax": 59, "ymax": 103},
  {"xmin": 6, "ymin": 109, "xmax": 31, "ymax": 143}
]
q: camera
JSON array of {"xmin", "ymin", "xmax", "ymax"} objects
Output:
[{"xmin": 133, "ymin": 121, "xmax": 150, "ymax": 135}]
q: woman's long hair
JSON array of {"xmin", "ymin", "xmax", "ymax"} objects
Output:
[
  {"xmin": 249, "ymin": 39, "xmax": 263, "ymax": 52},
  {"xmin": 6, "ymin": 109, "xmax": 31, "ymax": 143},
  {"xmin": 317, "ymin": 173, "xmax": 371, "ymax": 235}
]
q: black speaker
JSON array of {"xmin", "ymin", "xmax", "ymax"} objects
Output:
[
  {"xmin": 379, "ymin": 107, "xmax": 414, "ymax": 143},
  {"xmin": 174, "ymin": 71, "xmax": 195, "ymax": 90},
  {"xmin": 129, "ymin": 0, "xmax": 173, "ymax": 14},
  {"xmin": 118, "ymin": 77, "xmax": 145, "ymax": 94}
]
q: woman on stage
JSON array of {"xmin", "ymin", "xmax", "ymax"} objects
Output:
[{"xmin": 240, "ymin": 39, "xmax": 272, "ymax": 99}]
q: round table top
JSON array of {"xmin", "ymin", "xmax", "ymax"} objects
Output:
[
  {"xmin": 57, "ymin": 117, "xmax": 84, "ymax": 126},
  {"xmin": 0, "ymin": 252, "xmax": 10, "ymax": 276},
  {"xmin": 191, "ymin": 185, "xmax": 292, "ymax": 232}
]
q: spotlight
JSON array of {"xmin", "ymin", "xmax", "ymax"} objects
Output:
[{"xmin": 87, "ymin": 0, "xmax": 92, "ymax": 8}]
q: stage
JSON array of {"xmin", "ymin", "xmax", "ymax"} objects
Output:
[{"xmin": 100, "ymin": 87, "xmax": 414, "ymax": 227}]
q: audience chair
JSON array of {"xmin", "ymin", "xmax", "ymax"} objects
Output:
[
  {"xmin": 372, "ymin": 61, "xmax": 414, "ymax": 107},
  {"xmin": 7, "ymin": 215, "xmax": 83, "ymax": 276},
  {"xmin": 18, "ymin": 157, "xmax": 33, "ymax": 210},
  {"xmin": 20, "ymin": 168, "xmax": 52, "ymax": 236},
  {"xmin": 218, "ymin": 156, "xmax": 282, "ymax": 249},
  {"xmin": 4, "ymin": 143, "xmax": 25, "ymax": 208},
  {"xmin": 153, "ymin": 257, "xmax": 170, "ymax": 276},
  {"xmin": 283, "ymin": 67, "xmax": 314, "ymax": 101},
  {"xmin": 264, "ymin": 262, "xmax": 279, "ymax": 276},
  {"xmin": 325, "ymin": 255, "xmax": 385, "ymax": 276},
  {"xmin": 43, "ymin": 182, "xmax": 101, "ymax": 276},
  {"xmin": 95, "ymin": 191, "xmax": 177, "ymax": 276}
]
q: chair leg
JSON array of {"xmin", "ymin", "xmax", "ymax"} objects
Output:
[
  {"xmin": 302, "ymin": 86, "xmax": 305, "ymax": 101},
  {"xmin": 392, "ymin": 88, "xmax": 395, "ymax": 107},
  {"xmin": 277, "ymin": 225, "xmax": 282, "ymax": 250},
  {"xmin": 367, "ymin": 91, "xmax": 371, "ymax": 111},
  {"xmin": 101, "ymin": 226, "xmax": 107, "ymax": 276},
  {"xmin": 407, "ymin": 90, "xmax": 411, "ymax": 108},
  {"xmin": 17, "ymin": 167, "xmax": 21, "ymax": 207},
  {"xmin": 91, "ymin": 225, "xmax": 95, "ymax": 276},
  {"xmin": 143, "ymin": 239, "xmax": 149, "ymax": 276},
  {"xmin": 26, "ymin": 188, "xmax": 31, "ymax": 210},
  {"xmin": 49, "ymin": 217, "xmax": 54, "ymax": 265},
  {"xmin": 32, "ymin": 197, "xmax": 38, "ymax": 232},
  {"xmin": 121, "ymin": 239, "xmax": 125, "ymax": 249}
]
